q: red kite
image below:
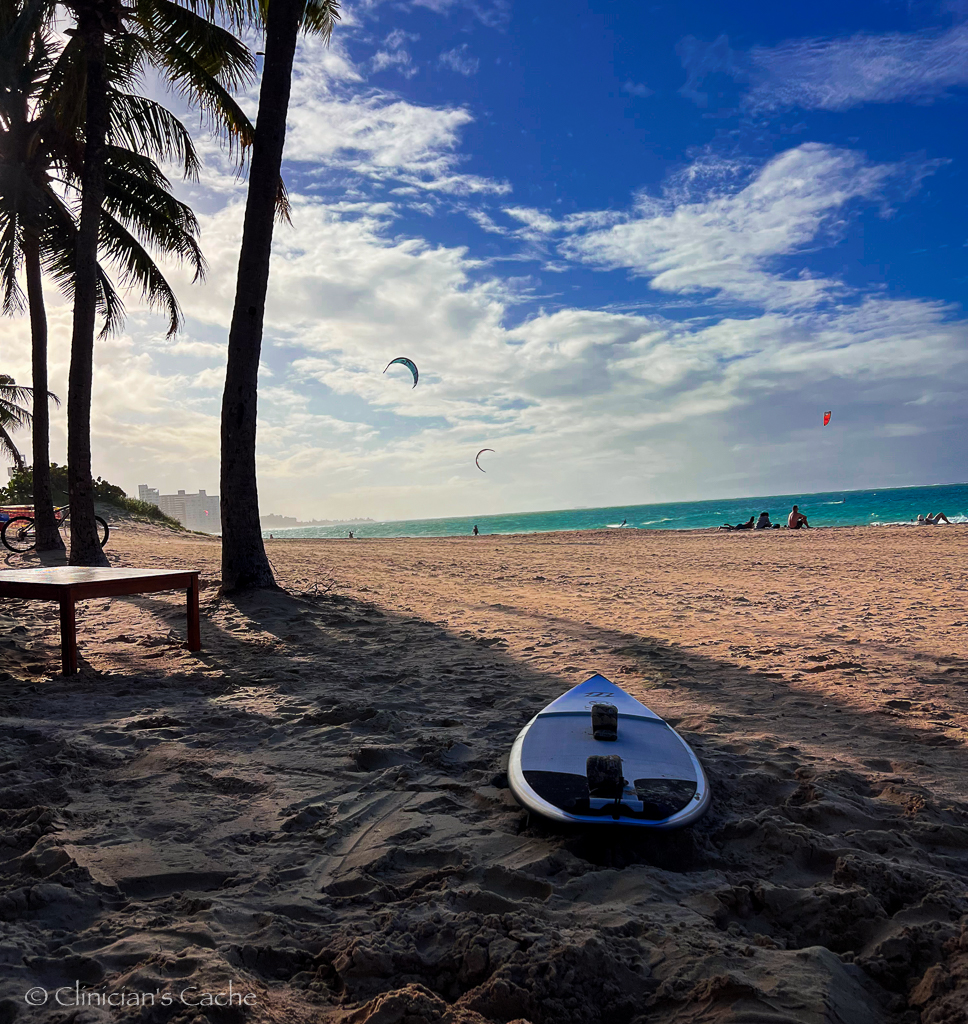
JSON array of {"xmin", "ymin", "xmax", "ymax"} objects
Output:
[{"xmin": 823, "ymin": 411, "xmax": 831, "ymax": 426}]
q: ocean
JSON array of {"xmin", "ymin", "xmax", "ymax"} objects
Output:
[{"xmin": 262, "ymin": 482, "xmax": 968, "ymax": 540}]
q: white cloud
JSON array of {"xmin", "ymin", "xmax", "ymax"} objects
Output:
[
  {"xmin": 746, "ymin": 23, "xmax": 968, "ymax": 111},
  {"xmin": 154, "ymin": 30, "xmax": 509, "ymax": 204},
  {"xmin": 504, "ymin": 206, "xmax": 561, "ymax": 234},
  {"xmin": 280, "ymin": 24, "xmax": 509, "ymax": 195},
  {"xmin": 285, "ymin": 61, "xmax": 508, "ymax": 193},
  {"xmin": 679, "ymin": 24, "xmax": 968, "ymax": 112},
  {"xmin": 622, "ymin": 80, "xmax": 654, "ymax": 98},
  {"xmin": 376, "ymin": 0, "xmax": 511, "ymax": 30},
  {"xmin": 439, "ymin": 44, "xmax": 480, "ymax": 75},
  {"xmin": 372, "ymin": 29, "xmax": 419, "ymax": 78},
  {"xmin": 559, "ymin": 144, "xmax": 904, "ymax": 309}
]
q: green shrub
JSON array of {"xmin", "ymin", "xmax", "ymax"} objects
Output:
[
  {"xmin": 1, "ymin": 464, "xmax": 67, "ymax": 504},
  {"xmin": 111, "ymin": 496, "xmax": 183, "ymax": 528}
]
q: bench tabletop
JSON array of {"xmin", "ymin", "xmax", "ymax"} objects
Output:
[{"xmin": 0, "ymin": 567, "xmax": 198, "ymax": 588}]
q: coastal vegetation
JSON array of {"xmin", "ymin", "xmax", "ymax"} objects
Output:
[{"xmin": 0, "ymin": 462, "xmax": 183, "ymax": 528}]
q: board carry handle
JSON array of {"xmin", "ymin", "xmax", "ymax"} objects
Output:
[
  {"xmin": 591, "ymin": 703, "xmax": 618, "ymax": 741},
  {"xmin": 586, "ymin": 754, "xmax": 625, "ymax": 798}
]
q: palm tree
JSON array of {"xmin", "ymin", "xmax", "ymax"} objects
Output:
[
  {"xmin": 0, "ymin": 0, "xmax": 220, "ymax": 553},
  {"xmin": 220, "ymin": 0, "xmax": 339, "ymax": 592},
  {"xmin": 58, "ymin": 0, "xmax": 256, "ymax": 564},
  {"xmin": 1, "ymin": 2, "xmax": 64, "ymax": 548}
]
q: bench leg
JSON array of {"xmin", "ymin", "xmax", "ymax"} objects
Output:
[
  {"xmin": 59, "ymin": 596, "xmax": 77, "ymax": 675},
  {"xmin": 187, "ymin": 577, "xmax": 201, "ymax": 651}
]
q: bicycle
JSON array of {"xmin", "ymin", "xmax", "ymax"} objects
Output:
[{"xmin": 1, "ymin": 504, "xmax": 109, "ymax": 553}]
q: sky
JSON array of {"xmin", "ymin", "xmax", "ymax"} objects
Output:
[{"xmin": 6, "ymin": 0, "xmax": 968, "ymax": 521}]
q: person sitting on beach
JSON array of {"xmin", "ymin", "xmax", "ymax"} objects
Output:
[
  {"xmin": 787, "ymin": 505, "xmax": 810, "ymax": 530},
  {"xmin": 755, "ymin": 511, "xmax": 772, "ymax": 529},
  {"xmin": 924, "ymin": 512, "xmax": 951, "ymax": 524}
]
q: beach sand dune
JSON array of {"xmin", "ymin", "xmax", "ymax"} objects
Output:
[{"xmin": 0, "ymin": 524, "xmax": 966, "ymax": 1023}]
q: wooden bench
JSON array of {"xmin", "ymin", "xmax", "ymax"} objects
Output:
[{"xmin": 0, "ymin": 567, "xmax": 201, "ymax": 675}]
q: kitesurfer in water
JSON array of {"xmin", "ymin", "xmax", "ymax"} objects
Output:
[{"xmin": 787, "ymin": 505, "xmax": 810, "ymax": 529}]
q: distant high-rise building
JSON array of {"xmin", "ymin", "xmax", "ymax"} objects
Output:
[{"xmin": 138, "ymin": 485, "xmax": 220, "ymax": 533}]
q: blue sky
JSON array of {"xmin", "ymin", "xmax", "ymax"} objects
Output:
[{"xmin": 8, "ymin": 0, "xmax": 968, "ymax": 521}]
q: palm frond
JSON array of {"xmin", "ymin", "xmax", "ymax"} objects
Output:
[
  {"xmin": 172, "ymin": 0, "xmax": 256, "ymax": 36},
  {"xmin": 0, "ymin": 424, "xmax": 26, "ymax": 470},
  {"xmin": 142, "ymin": 38, "xmax": 256, "ymax": 160},
  {"xmin": 243, "ymin": 0, "xmax": 341, "ymax": 36},
  {"xmin": 137, "ymin": 0, "xmax": 256, "ymax": 90},
  {"xmin": 0, "ymin": 0, "xmax": 56, "ymax": 91},
  {"xmin": 302, "ymin": 0, "xmax": 341, "ymax": 39},
  {"xmin": 39, "ymin": 31, "xmax": 88, "ymax": 139},
  {"xmin": 97, "ymin": 212, "xmax": 184, "ymax": 336},
  {"xmin": 0, "ymin": 209, "xmax": 26, "ymax": 315},
  {"xmin": 107, "ymin": 92, "xmax": 202, "ymax": 180},
  {"xmin": 102, "ymin": 149, "xmax": 207, "ymax": 282},
  {"xmin": 276, "ymin": 177, "xmax": 291, "ymax": 224},
  {"xmin": 105, "ymin": 27, "xmax": 151, "ymax": 91},
  {"xmin": 131, "ymin": 0, "xmax": 258, "ymax": 166},
  {"xmin": 0, "ymin": 376, "xmax": 34, "ymax": 429},
  {"xmin": 95, "ymin": 262, "xmax": 127, "ymax": 337},
  {"xmin": 36, "ymin": 187, "xmax": 128, "ymax": 336}
]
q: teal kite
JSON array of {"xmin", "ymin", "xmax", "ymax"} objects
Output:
[{"xmin": 384, "ymin": 357, "xmax": 418, "ymax": 388}]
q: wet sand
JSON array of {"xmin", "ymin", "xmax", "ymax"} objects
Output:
[{"xmin": 1, "ymin": 523, "xmax": 966, "ymax": 1023}]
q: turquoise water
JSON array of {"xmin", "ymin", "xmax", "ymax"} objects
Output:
[{"xmin": 263, "ymin": 482, "xmax": 968, "ymax": 540}]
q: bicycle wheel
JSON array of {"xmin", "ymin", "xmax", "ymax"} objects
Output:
[
  {"xmin": 96, "ymin": 516, "xmax": 110, "ymax": 548},
  {"xmin": 2, "ymin": 516, "xmax": 37, "ymax": 552}
]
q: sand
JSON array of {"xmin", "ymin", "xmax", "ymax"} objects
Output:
[{"xmin": 1, "ymin": 521, "xmax": 967, "ymax": 1024}]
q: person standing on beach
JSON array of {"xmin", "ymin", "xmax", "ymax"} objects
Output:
[
  {"xmin": 473, "ymin": 525, "xmax": 479, "ymax": 536},
  {"xmin": 787, "ymin": 505, "xmax": 810, "ymax": 529}
]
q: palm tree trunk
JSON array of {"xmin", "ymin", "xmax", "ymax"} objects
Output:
[
  {"xmin": 219, "ymin": 0, "xmax": 303, "ymax": 592},
  {"xmin": 67, "ymin": 8, "xmax": 109, "ymax": 567},
  {"xmin": 23, "ymin": 232, "xmax": 65, "ymax": 553}
]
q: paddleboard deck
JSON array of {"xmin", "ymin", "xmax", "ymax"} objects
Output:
[{"xmin": 508, "ymin": 674, "xmax": 710, "ymax": 828}]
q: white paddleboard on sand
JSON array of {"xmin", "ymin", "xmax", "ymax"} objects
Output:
[{"xmin": 508, "ymin": 673, "xmax": 710, "ymax": 828}]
